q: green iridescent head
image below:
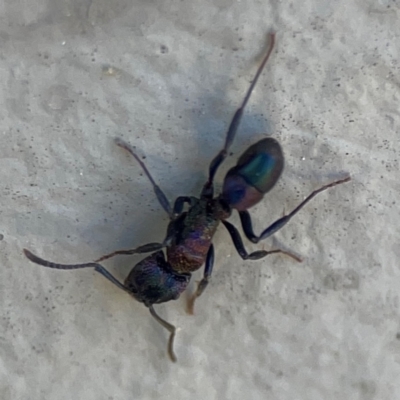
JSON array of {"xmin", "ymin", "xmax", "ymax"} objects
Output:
[{"xmin": 221, "ymin": 138, "xmax": 284, "ymax": 211}]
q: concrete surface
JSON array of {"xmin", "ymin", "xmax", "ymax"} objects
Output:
[{"xmin": 1, "ymin": 1, "xmax": 399, "ymax": 399}]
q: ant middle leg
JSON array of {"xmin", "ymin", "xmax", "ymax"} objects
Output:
[
  {"xmin": 24, "ymin": 248, "xmax": 134, "ymax": 295},
  {"xmin": 221, "ymin": 221, "xmax": 302, "ymax": 262},
  {"xmin": 94, "ymin": 242, "xmax": 165, "ymax": 263},
  {"xmin": 187, "ymin": 244, "xmax": 215, "ymax": 315},
  {"xmin": 95, "ymin": 196, "xmax": 195, "ymax": 264}
]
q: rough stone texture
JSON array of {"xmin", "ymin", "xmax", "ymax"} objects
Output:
[{"xmin": 1, "ymin": 1, "xmax": 399, "ymax": 399}]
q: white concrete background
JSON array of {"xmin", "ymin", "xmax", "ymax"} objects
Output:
[{"xmin": 1, "ymin": 0, "xmax": 399, "ymax": 399}]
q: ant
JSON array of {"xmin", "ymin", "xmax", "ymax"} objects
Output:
[{"xmin": 24, "ymin": 33, "xmax": 351, "ymax": 362}]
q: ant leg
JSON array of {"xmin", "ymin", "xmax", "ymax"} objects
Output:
[
  {"xmin": 94, "ymin": 242, "xmax": 164, "ymax": 262},
  {"xmin": 24, "ymin": 249, "xmax": 133, "ymax": 294},
  {"xmin": 115, "ymin": 138, "xmax": 173, "ymax": 218},
  {"xmin": 187, "ymin": 244, "xmax": 215, "ymax": 315},
  {"xmin": 24, "ymin": 249, "xmax": 101, "ymax": 270},
  {"xmin": 239, "ymin": 176, "xmax": 351, "ymax": 243},
  {"xmin": 201, "ymin": 33, "xmax": 276, "ymax": 198},
  {"xmin": 172, "ymin": 196, "xmax": 192, "ymax": 216},
  {"xmin": 221, "ymin": 221, "xmax": 302, "ymax": 262},
  {"xmin": 149, "ymin": 305, "xmax": 177, "ymax": 363}
]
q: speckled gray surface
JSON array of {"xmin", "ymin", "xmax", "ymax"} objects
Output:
[{"xmin": 1, "ymin": 1, "xmax": 399, "ymax": 399}]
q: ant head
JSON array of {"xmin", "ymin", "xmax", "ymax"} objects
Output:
[{"xmin": 221, "ymin": 138, "xmax": 284, "ymax": 211}]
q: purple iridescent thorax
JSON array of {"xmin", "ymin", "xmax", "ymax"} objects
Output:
[{"xmin": 167, "ymin": 198, "xmax": 230, "ymax": 273}]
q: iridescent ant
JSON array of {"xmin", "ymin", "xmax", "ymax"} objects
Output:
[{"xmin": 24, "ymin": 33, "xmax": 351, "ymax": 362}]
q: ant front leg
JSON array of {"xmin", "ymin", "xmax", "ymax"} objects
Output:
[
  {"xmin": 239, "ymin": 177, "xmax": 351, "ymax": 243},
  {"xmin": 201, "ymin": 33, "xmax": 276, "ymax": 198},
  {"xmin": 114, "ymin": 138, "xmax": 174, "ymax": 219},
  {"xmin": 172, "ymin": 196, "xmax": 193, "ymax": 216},
  {"xmin": 222, "ymin": 221, "xmax": 301, "ymax": 262},
  {"xmin": 187, "ymin": 244, "xmax": 215, "ymax": 315}
]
